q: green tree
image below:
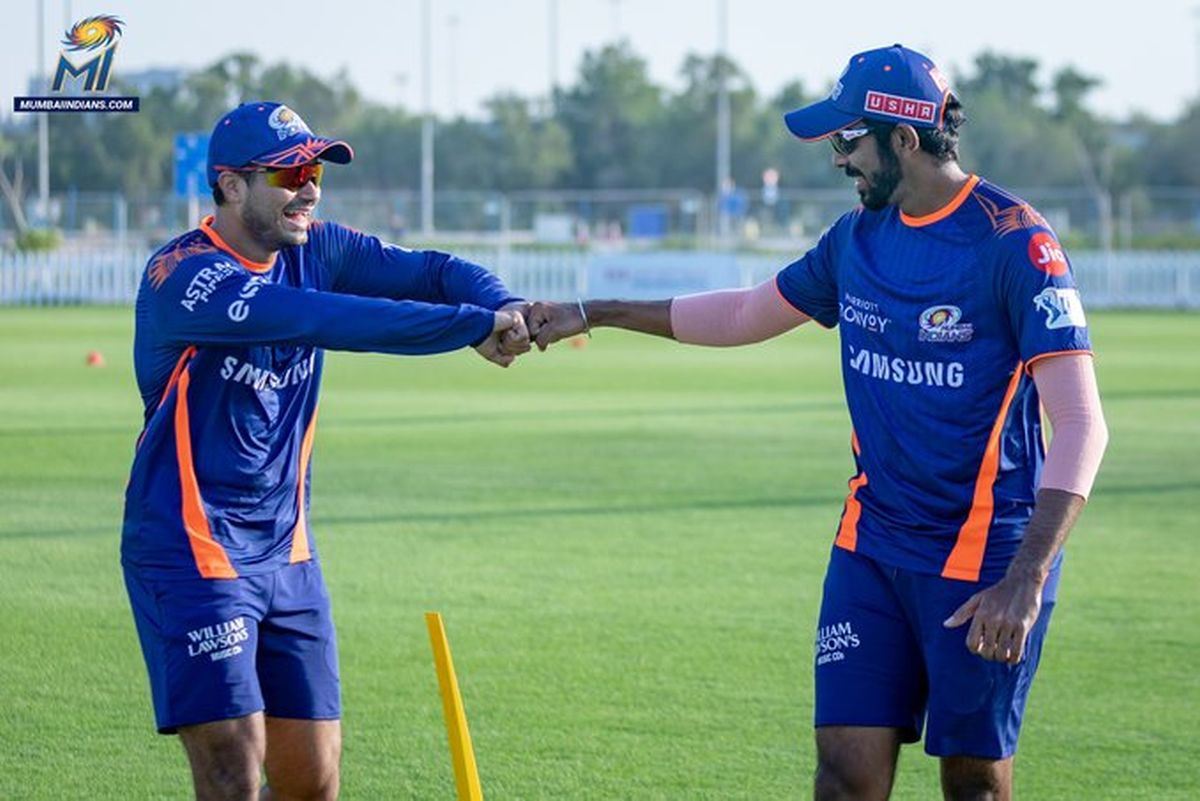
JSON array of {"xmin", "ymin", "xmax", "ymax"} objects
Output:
[
  {"xmin": 555, "ymin": 42, "xmax": 665, "ymax": 188},
  {"xmin": 330, "ymin": 105, "xmax": 421, "ymax": 190},
  {"xmin": 958, "ymin": 52, "xmax": 1040, "ymax": 107},
  {"xmin": 952, "ymin": 54, "xmax": 1081, "ymax": 187},
  {"xmin": 1142, "ymin": 101, "xmax": 1200, "ymax": 186},
  {"xmin": 759, "ymin": 80, "xmax": 844, "ymax": 190},
  {"xmin": 655, "ymin": 53, "xmax": 761, "ymax": 190},
  {"xmin": 481, "ymin": 94, "xmax": 571, "ymax": 189}
]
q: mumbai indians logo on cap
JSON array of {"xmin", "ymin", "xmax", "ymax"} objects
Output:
[
  {"xmin": 918, "ymin": 304, "xmax": 973, "ymax": 343},
  {"xmin": 268, "ymin": 106, "xmax": 312, "ymax": 141}
]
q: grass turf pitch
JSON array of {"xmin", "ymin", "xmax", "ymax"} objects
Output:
[{"xmin": 0, "ymin": 307, "xmax": 1196, "ymax": 799}]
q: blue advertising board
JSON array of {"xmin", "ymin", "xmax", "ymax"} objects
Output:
[{"xmin": 174, "ymin": 132, "xmax": 209, "ymax": 198}]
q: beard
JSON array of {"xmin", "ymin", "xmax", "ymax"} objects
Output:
[
  {"xmin": 847, "ymin": 140, "xmax": 903, "ymax": 211},
  {"xmin": 240, "ymin": 196, "xmax": 308, "ymax": 251}
]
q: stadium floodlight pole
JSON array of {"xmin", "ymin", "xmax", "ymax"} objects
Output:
[
  {"xmin": 548, "ymin": 0, "xmax": 559, "ymax": 104},
  {"xmin": 37, "ymin": 0, "xmax": 50, "ymax": 226},
  {"xmin": 1194, "ymin": 5, "xmax": 1200, "ymax": 99},
  {"xmin": 715, "ymin": 0, "xmax": 732, "ymax": 242},
  {"xmin": 447, "ymin": 13, "xmax": 459, "ymax": 117},
  {"xmin": 421, "ymin": 0, "xmax": 435, "ymax": 237}
]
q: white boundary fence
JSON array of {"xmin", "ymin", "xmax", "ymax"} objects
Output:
[{"xmin": 2, "ymin": 247, "xmax": 1199, "ymax": 309}]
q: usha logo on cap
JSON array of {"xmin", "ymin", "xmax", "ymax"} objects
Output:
[
  {"xmin": 268, "ymin": 106, "xmax": 312, "ymax": 141},
  {"xmin": 864, "ymin": 91, "xmax": 937, "ymax": 124}
]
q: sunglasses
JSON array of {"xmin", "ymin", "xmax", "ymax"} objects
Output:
[
  {"xmin": 233, "ymin": 162, "xmax": 324, "ymax": 190},
  {"xmin": 829, "ymin": 125, "xmax": 871, "ymax": 156}
]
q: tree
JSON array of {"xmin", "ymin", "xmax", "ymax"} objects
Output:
[
  {"xmin": 0, "ymin": 131, "xmax": 33, "ymax": 235},
  {"xmin": 1142, "ymin": 101, "xmax": 1200, "ymax": 187},
  {"xmin": 958, "ymin": 52, "xmax": 1040, "ymax": 107},
  {"xmin": 555, "ymin": 43, "xmax": 666, "ymax": 188},
  {"xmin": 480, "ymin": 94, "xmax": 571, "ymax": 189},
  {"xmin": 952, "ymin": 54, "xmax": 1081, "ymax": 187},
  {"xmin": 655, "ymin": 53, "xmax": 761, "ymax": 190},
  {"xmin": 760, "ymin": 80, "xmax": 844, "ymax": 190}
]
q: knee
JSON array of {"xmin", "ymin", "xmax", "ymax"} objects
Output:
[
  {"xmin": 205, "ymin": 765, "xmax": 261, "ymax": 800},
  {"xmin": 266, "ymin": 737, "xmax": 340, "ymax": 801},
  {"xmin": 941, "ymin": 757, "xmax": 1008, "ymax": 801},
  {"xmin": 181, "ymin": 721, "xmax": 265, "ymax": 801},
  {"xmin": 814, "ymin": 756, "xmax": 888, "ymax": 801},
  {"xmin": 188, "ymin": 741, "xmax": 263, "ymax": 800},
  {"xmin": 264, "ymin": 768, "xmax": 339, "ymax": 801},
  {"xmin": 814, "ymin": 759, "xmax": 853, "ymax": 801}
]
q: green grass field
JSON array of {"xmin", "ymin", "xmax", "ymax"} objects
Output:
[{"xmin": 1, "ymin": 307, "xmax": 1197, "ymax": 799}]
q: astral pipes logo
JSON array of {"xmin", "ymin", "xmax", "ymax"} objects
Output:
[{"xmin": 14, "ymin": 15, "xmax": 140, "ymax": 113}]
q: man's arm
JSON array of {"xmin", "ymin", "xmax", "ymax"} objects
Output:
[
  {"xmin": 527, "ymin": 279, "xmax": 811, "ymax": 350},
  {"xmin": 154, "ymin": 259, "xmax": 523, "ymax": 359},
  {"xmin": 315, "ymin": 225, "xmax": 529, "ymax": 361},
  {"xmin": 944, "ymin": 353, "xmax": 1109, "ymax": 664},
  {"xmin": 323, "ymin": 224, "xmax": 521, "ymax": 310}
]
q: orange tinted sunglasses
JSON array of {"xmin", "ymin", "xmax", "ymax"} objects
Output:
[{"xmin": 237, "ymin": 162, "xmax": 324, "ymax": 190}]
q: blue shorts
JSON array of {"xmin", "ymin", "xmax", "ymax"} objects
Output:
[
  {"xmin": 123, "ymin": 560, "xmax": 341, "ymax": 734},
  {"xmin": 814, "ymin": 546, "xmax": 1058, "ymax": 759}
]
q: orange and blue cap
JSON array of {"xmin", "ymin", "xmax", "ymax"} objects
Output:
[
  {"xmin": 784, "ymin": 44, "xmax": 953, "ymax": 141},
  {"xmin": 207, "ymin": 101, "xmax": 353, "ymax": 186}
]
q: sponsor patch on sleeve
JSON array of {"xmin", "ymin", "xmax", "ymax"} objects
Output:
[
  {"xmin": 1033, "ymin": 287, "xmax": 1087, "ymax": 329},
  {"xmin": 1027, "ymin": 232, "xmax": 1068, "ymax": 276}
]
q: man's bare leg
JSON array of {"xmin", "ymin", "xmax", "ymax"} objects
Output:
[
  {"xmin": 814, "ymin": 726, "xmax": 903, "ymax": 801},
  {"xmin": 261, "ymin": 717, "xmax": 341, "ymax": 801},
  {"xmin": 940, "ymin": 755, "xmax": 1012, "ymax": 801},
  {"xmin": 179, "ymin": 713, "xmax": 266, "ymax": 801}
]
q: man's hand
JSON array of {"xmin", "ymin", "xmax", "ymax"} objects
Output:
[
  {"xmin": 943, "ymin": 574, "xmax": 1044, "ymax": 664},
  {"xmin": 498, "ymin": 301, "xmax": 531, "ymax": 356},
  {"xmin": 527, "ymin": 301, "xmax": 586, "ymax": 350},
  {"xmin": 474, "ymin": 308, "xmax": 528, "ymax": 368}
]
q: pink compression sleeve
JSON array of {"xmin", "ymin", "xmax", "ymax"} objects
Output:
[
  {"xmin": 669, "ymin": 279, "xmax": 811, "ymax": 346},
  {"xmin": 1031, "ymin": 353, "xmax": 1109, "ymax": 499}
]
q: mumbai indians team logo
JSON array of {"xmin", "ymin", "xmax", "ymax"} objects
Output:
[
  {"xmin": 918, "ymin": 304, "xmax": 974, "ymax": 343},
  {"xmin": 52, "ymin": 15, "xmax": 123, "ymax": 92},
  {"xmin": 268, "ymin": 106, "xmax": 312, "ymax": 141}
]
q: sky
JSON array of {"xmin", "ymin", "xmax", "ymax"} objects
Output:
[{"xmin": 3, "ymin": 0, "xmax": 1199, "ymax": 123}]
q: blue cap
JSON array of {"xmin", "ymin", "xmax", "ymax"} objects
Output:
[
  {"xmin": 784, "ymin": 44, "xmax": 952, "ymax": 141},
  {"xmin": 206, "ymin": 101, "xmax": 353, "ymax": 187}
]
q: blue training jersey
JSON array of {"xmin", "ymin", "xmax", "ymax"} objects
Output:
[
  {"xmin": 122, "ymin": 216, "xmax": 519, "ymax": 579},
  {"xmin": 776, "ymin": 176, "xmax": 1091, "ymax": 583}
]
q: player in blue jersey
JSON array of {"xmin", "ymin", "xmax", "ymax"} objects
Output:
[
  {"xmin": 122, "ymin": 101, "xmax": 529, "ymax": 800},
  {"xmin": 527, "ymin": 45, "xmax": 1109, "ymax": 800}
]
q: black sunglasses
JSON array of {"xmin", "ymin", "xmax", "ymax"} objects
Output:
[{"xmin": 829, "ymin": 124, "xmax": 872, "ymax": 156}]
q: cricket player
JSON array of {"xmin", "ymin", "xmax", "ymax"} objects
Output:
[
  {"xmin": 527, "ymin": 45, "xmax": 1109, "ymax": 800},
  {"xmin": 121, "ymin": 101, "xmax": 528, "ymax": 800}
]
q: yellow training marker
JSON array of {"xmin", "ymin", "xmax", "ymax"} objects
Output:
[{"xmin": 425, "ymin": 612, "xmax": 483, "ymax": 801}]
